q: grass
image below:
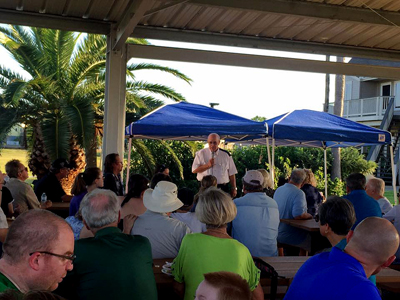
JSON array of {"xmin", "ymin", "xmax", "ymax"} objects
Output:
[{"xmin": 385, "ymin": 190, "xmax": 396, "ymax": 205}]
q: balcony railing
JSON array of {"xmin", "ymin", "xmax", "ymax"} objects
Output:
[{"xmin": 328, "ymin": 96, "xmax": 393, "ymax": 119}]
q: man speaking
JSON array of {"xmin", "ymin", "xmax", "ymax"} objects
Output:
[{"xmin": 192, "ymin": 133, "xmax": 237, "ymax": 197}]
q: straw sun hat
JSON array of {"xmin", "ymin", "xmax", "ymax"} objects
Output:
[{"xmin": 143, "ymin": 181, "xmax": 184, "ymax": 213}]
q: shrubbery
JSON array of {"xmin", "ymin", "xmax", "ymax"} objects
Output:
[{"xmin": 129, "ymin": 141, "xmax": 376, "ymax": 197}]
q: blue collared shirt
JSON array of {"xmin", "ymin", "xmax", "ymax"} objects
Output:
[
  {"xmin": 284, "ymin": 247, "xmax": 381, "ymax": 300},
  {"xmin": 232, "ymin": 192, "xmax": 280, "ymax": 256},
  {"xmin": 343, "ymin": 189, "xmax": 382, "ymax": 229}
]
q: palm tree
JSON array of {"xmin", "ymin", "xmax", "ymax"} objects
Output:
[{"xmin": 0, "ymin": 25, "xmax": 192, "ymax": 191}]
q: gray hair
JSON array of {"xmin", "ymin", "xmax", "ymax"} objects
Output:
[
  {"xmin": 367, "ymin": 178, "xmax": 385, "ymax": 195},
  {"xmin": 3, "ymin": 210, "xmax": 71, "ymax": 264},
  {"xmin": 290, "ymin": 169, "xmax": 306, "ymax": 185},
  {"xmin": 5, "ymin": 159, "xmax": 21, "ymax": 178},
  {"xmin": 196, "ymin": 187, "xmax": 237, "ymax": 227},
  {"xmin": 80, "ymin": 189, "xmax": 120, "ymax": 229}
]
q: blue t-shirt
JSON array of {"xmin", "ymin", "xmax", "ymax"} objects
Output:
[
  {"xmin": 232, "ymin": 192, "xmax": 280, "ymax": 257},
  {"xmin": 273, "ymin": 183, "xmax": 307, "ymax": 245},
  {"xmin": 342, "ymin": 190, "xmax": 382, "ymax": 229},
  {"xmin": 284, "ymin": 247, "xmax": 381, "ymax": 300}
]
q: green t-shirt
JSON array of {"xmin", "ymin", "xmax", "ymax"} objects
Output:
[
  {"xmin": 0, "ymin": 272, "xmax": 18, "ymax": 293},
  {"xmin": 172, "ymin": 233, "xmax": 260, "ymax": 300}
]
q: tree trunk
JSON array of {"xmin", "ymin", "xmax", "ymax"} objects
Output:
[
  {"xmin": 85, "ymin": 136, "xmax": 97, "ymax": 168},
  {"xmin": 323, "ymin": 55, "xmax": 330, "ymax": 113},
  {"xmin": 28, "ymin": 122, "xmax": 51, "ymax": 180},
  {"xmin": 331, "ymin": 56, "xmax": 345, "ymax": 180},
  {"xmin": 60, "ymin": 135, "xmax": 87, "ymax": 195}
]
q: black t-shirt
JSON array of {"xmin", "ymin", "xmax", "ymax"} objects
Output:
[
  {"xmin": 34, "ymin": 173, "xmax": 66, "ymax": 202},
  {"xmin": 1, "ymin": 186, "xmax": 13, "ymax": 216}
]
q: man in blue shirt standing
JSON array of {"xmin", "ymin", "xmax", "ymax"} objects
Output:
[
  {"xmin": 342, "ymin": 173, "xmax": 382, "ymax": 229},
  {"xmin": 284, "ymin": 217, "xmax": 399, "ymax": 300}
]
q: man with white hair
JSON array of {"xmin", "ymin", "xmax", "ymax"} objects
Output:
[
  {"xmin": 0, "ymin": 209, "xmax": 74, "ymax": 293},
  {"xmin": 285, "ymin": 217, "xmax": 399, "ymax": 300},
  {"xmin": 273, "ymin": 169, "xmax": 312, "ymax": 252},
  {"xmin": 365, "ymin": 177, "xmax": 393, "ymax": 214},
  {"xmin": 232, "ymin": 170, "xmax": 280, "ymax": 256},
  {"xmin": 192, "ymin": 133, "xmax": 238, "ymax": 197},
  {"xmin": 56, "ymin": 189, "xmax": 157, "ymax": 300}
]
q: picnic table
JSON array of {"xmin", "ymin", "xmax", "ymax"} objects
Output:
[
  {"xmin": 46, "ymin": 202, "xmax": 70, "ymax": 218},
  {"xmin": 280, "ymin": 219, "xmax": 331, "ymax": 254},
  {"xmin": 261, "ymin": 256, "xmax": 400, "ymax": 285},
  {"xmin": 153, "ymin": 257, "xmax": 400, "ymax": 299}
]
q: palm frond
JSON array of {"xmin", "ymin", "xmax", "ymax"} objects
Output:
[
  {"xmin": 160, "ymin": 140, "xmax": 184, "ymax": 180},
  {"xmin": 3, "ymin": 80, "xmax": 28, "ymax": 107},
  {"xmin": 132, "ymin": 139, "xmax": 156, "ymax": 176},
  {"xmin": 63, "ymin": 99, "xmax": 95, "ymax": 151},
  {"xmin": 41, "ymin": 113, "xmax": 70, "ymax": 160},
  {"xmin": 127, "ymin": 81, "xmax": 186, "ymax": 102},
  {"xmin": 127, "ymin": 63, "xmax": 192, "ymax": 85}
]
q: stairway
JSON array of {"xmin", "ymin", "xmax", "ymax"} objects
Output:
[{"xmin": 374, "ymin": 123, "xmax": 400, "ymax": 185}]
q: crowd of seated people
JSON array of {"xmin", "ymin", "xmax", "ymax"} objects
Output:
[{"xmin": 2, "ymin": 151, "xmax": 400, "ymax": 300}]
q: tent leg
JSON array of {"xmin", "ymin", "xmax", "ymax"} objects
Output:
[
  {"xmin": 272, "ymin": 139, "xmax": 275, "ymax": 187},
  {"xmin": 266, "ymin": 137, "xmax": 272, "ymax": 185},
  {"xmin": 390, "ymin": 145, "xmax": 397, "ymax": 205},
  {"xmin": 324, "ymin": 148, "xmax": 328, "ymax": 200},
  {"xmin": 125, "ymin": 137, "xmax": 132, "ymax": 194}
]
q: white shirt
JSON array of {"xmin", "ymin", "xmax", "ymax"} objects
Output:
[
  {"xmin": 378, "ymin": 197, "xmax": 393, "ymax": 214},
  {"xmin": 192, "ymin": 148, "xmax": 237, "ymax": 184}
]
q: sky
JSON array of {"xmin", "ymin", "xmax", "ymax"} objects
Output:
[
  {"xmin": 0, "ymin": 35, "xmax": 339, "ymax": 120},
  {"xmin": 128, "ymin": 39, "xmax": 339, "ymax": 120}
]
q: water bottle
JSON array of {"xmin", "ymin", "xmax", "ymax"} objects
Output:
[{"xmin": 41, "ymin": 193, "xmax": 47, "ymax": 204}]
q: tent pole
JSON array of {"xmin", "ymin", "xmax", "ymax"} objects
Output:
[
  {"xmin": 266, "ymin": 137, "xmax": 272, "ymax": 183},
  {"xmin": 390, "ymin": 145, "xmax": 397, "ymax": 205},
  {"xmin": 324, "ymin": 147, "xmax": 328, "ymax": 199},
  {"xmin": 272, "ymin": 138, "xmax": 275, "ymax": 186},
  {"xmin": 125, "ymin": 137, "xmax": 132, "ymax": 194}
]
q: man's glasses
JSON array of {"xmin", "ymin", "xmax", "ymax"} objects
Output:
[
  {"xmin": 30, "ymin": 251, "xmax": 76, "ymax": 264},
  {"xmin": 208, "ymin": 141, "xmax": 218, "ymax": 145}
]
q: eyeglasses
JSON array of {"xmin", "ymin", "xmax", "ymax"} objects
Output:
[
  {"xmin": 208, "ymin": 141, "xmax": 218, "ymax": 145},
  {"xmin": 30, "ymin": 251, "xmax": 76, "ymax": 264}
]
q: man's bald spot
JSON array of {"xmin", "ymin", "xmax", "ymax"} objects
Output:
[
  {"xmin": 347, "ymin": 217, "xmax": 399, "ymax": 265},
  {"xmin": 208, "ymin": 133, "xmax": 220, "ymax": 142}
]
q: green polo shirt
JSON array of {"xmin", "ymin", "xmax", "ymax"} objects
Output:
[
  {"xmin": 0, "ymin": 272, "xmax": 18, "ymax": 293},
  {"xmin": 56, "ymin": 227, "xmax": 157, "ymax": 300}
]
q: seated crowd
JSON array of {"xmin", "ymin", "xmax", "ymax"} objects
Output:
[{"xmin": 0, "ymin": 147, "xmax": 399, "ymax": 300}]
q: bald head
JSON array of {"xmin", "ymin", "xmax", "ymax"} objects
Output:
[
  {"xmin": 3, "ymin": 210, "xmax": 72, "ymax": 264},
  {"xmin": 207, "ymin": 133, "xmax": 221, "ymax": 152},
  {"xmin": 347, "ymin": 217, "xmax": 399, "ymax": 265}
]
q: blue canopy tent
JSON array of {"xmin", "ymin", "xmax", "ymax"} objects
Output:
[
  {"xmin": 230, "ymin": 110, "xmax": 393, "ymax": 201},
  {"xmin": 124, "ymin": 102, "xmax": 267, "ymax": 191},
  {"xmin": 125, "ymin": 102, "xmax": 267, "ymax": 140}
]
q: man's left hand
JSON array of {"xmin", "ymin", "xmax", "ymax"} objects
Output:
[{"xmin": 230, "ymin": 188, "xmax": 237, "ymax": 198}]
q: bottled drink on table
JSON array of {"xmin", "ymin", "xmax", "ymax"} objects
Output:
[{"xmin": 41, "ymin": 193, "xmax": 47, "ymax": 204}]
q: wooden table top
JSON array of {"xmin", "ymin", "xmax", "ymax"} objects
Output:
[
  {"xmin": 46, "ymin": 202, "xmax": 70, "ymax": 210},
  {"xmin": 260, "ymin": 256, "xmax": 400, "ymax": 283},
  {"xmin": 280, "ymin": 219, "xmax": 320, "ymax": 232}
]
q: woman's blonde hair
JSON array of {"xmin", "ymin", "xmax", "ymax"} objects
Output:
[
  {"xmin": 303, "ymin": 169, "xmax": 317, "ymax": 187},
  {"xmin": 257, "ymin": 169, "xmax": 273, "ymax": 189},
  {"xmin": 196, "ymin": 187, "xmax": 236, "ymax": 227}
]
